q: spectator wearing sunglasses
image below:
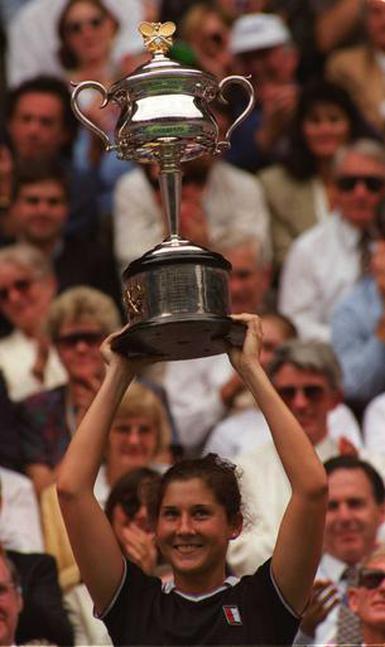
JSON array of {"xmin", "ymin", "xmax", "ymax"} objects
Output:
[
  {"xmin": 332, "ymin": 234, "xmax": 385, "ymax": 417},
  {"xmin": 227, "ymin": 340, "xmax": 363, "ymax": 577},
  {"xmin": 0, "ymin": 243, "xmax": 66, "ymax": 401},
  {"xmin": 19, "ymin": 285, "xmax": 121, "ymax": 496},
  {"xmin": 279, "ymin": 138, "xmax": 385, "ymax": 341},
  {"xmin": 348, "ymin": 546, "xmax": 385, "ymax": 646},
  {"xmin": 295, "ymin": 456, "xmax": 385, "ymax": 646}
]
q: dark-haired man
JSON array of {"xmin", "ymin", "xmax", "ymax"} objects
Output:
[
  {"xmin": 8, "ymin": 162, "xmax": 121, "ymax": 306},
  {"xmin": 4, "ymin": 75, "xmax": 99, "ymax": 237}
]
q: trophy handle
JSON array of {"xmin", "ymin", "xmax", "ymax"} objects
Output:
[
  {"xmin": 216, "ymin": 75, "xmax": 255, "ymax": 153},
  {"xmin": 71, "ymin": 81, "xmax": 115, "ymax": 151}
]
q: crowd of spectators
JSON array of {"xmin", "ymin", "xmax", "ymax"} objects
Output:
[{"xmin": 1, "ymin": 0, "xmax": 385, "ymax": 644}]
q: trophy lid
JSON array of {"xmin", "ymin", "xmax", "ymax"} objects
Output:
[
  {"xmin": 123, "ymin": 237, "xmax": 231, "ymax": 279},
  {"xmin": 108, "ymin": 21, "xmax": 217, "ymax": 95}
]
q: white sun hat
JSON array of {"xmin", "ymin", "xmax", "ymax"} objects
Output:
[{"xmin": 230, "ymin": 13, "xmax": 292, "ymax": 54}]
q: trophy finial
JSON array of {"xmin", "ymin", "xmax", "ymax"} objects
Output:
[{"xmin": 138, "ymin": 21, "xmax": 176, "ymax": 55}]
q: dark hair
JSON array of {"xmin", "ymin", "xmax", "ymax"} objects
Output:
[
  {"xmin": 11, "ymin": 159, "xmax": 70, "ymax": 203},
  {"xmin": 148, "ymin": 453, "xmax": 242, "ymax": 525},
  {"xmin": 283, "ymin": 80, "xmax": 379, "ymax": 181},
  {"xmin": 57, "ymin": 0, "xmax": 119, "ymax": 70},
  {"xmin": 324, "ymin": 456, "xmax": 385, "ymax": 505},
  {"xmin": 105, "ymin": 467, "xmax": 160, "ymax": 523},
  {"xmin": 6, "ymin": 75, "xmax": 78, "ymax": 158}
]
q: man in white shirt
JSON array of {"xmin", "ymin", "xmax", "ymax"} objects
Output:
[
  {"xmin": 279, "ymin": 138, "xmax": 385, "ymax": 341},
  {"xmin": 205, "ymin": 338, "xmax": 362, "ymax": 460}
]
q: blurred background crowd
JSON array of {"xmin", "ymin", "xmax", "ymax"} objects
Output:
[{"xmin": 1, "ymin": 0, "xmax": 385, "ymax": 644}]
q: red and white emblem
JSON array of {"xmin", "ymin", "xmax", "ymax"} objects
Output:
[{"xmin": 223, "ymin": 605, "xmax": 242, "ymax": 625}]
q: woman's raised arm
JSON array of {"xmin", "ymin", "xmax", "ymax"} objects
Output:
[
  {"xmin": 56, "ymin": 336, "xmax": 140, "ymax": 615},
  {"xmin": 228, "ymin": 314, "xmax": 328, "ymax": 615}
]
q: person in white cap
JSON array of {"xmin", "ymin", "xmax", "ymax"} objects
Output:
[{"xmin": 227, "ymin": 12, "xmax": 299, "ymax": 172}]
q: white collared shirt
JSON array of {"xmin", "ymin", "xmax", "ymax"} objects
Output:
[{"xmin": 279, "ymin": 211, "xmax": 361, "ymax": 341}]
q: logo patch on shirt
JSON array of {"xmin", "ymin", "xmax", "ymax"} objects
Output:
[{"xmin": 223, "ymin": 604, "xmax": 242, "ymax": 625}]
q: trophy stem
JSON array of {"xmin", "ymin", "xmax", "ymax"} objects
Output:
[{"xmin": 158, "ymin": 164, "xmax": 182, "ymax": 239}]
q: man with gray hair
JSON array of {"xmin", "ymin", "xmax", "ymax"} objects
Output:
[
  {"xmin": 227, "ymin": 338, "xmax": 363, "ymax": 576},
  {"xmin": 279, "ymin": 138, "xmax": 385, "ymax": 341}
]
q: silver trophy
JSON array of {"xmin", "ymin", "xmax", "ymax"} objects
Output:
[{"xmin": 71, "ymin": 21, "xmax": 255, "ymax": 360}]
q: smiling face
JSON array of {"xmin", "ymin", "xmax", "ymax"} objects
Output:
[
  {"xmin": 11, "ymin": 180, "xmax": 68, "ymax": 248},
  {"xmin": 156, "ymin": 477, "xmax": 242, "ymax": 593},
  {"xmin": 61, "ymin": 0, "xmax": 116, "ymax": 67},
  {"xmin": 349, "ymin": 557, "xmax": 385, "ymax": 642},
  {"xmin": 303, "ymin": 102, "xmax": 350, "ymax": 160},
  {"xmin": 324, "ymin": 468, "xmax": 384, "ymax": 565},
  {"xmin": 0, "ymin": 557, "xmax": 22, "ymax": 647},
  {"xmin": 107, "ymin": 415, "xmax": 159, "ymax": 475}
]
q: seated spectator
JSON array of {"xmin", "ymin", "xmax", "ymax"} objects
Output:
[
  {"xmin": 5, "ymin": 0, "xmax": 145, "ymax": 88},
  {"xmin": 4, "ymin": 75, "xmax": 99, "ymax": 237},
  {"xmin": 177, "ymin": 3, "xmax": 234, "ymax": 78},
  {"xmin": 227, "ymin": 13, "xmax": 299, "ymax": 171},
  {"xmin": 326, "ymin": 0, "xmax": 385, "ymax": 135},
  {"xmin": 0, "ymin": 244, "xmax": 66, "ymax": 401},
  {"xmin": 160, "ymin": 233, "xmax": 272, "ymax": 455},
  {"xmin": 105, "ymin": 467, "xmax": 162, "ymax": 576},
  {"xmin": 331, "ymin": 238, "xmax": 385, "ymax": 412},
  {"xmin": 348, "ymin": 546, "xmax": 385, "ymax": 647},
  {"xmin": 57, "ymin": 0, "xmax": 119, "ymax": 86},
  {"xmin": 6, "ymin": 550, "xmax": 74, "ymax": 646},
  {"xmin": 20, "ymin": 285, "xmax": 121, "ymax": 494},
  {"xmin": 39, "ymin": 376, "xmax": 172, "ymax": 590},
  {"xmin": 294, "ymin": 457, "xmax": 385, "ymax": 646},
  {"xmin": 204, "ymin": 322, "xmax": 361, "ymax": 460},
  {"xmin": 258, "ymin": 80, "xmax": 376, "ymax": 274},
  {"xmin": 227, "ymin": 343, "xmax": 364, "ymax": 577},
  {"xmin": 279, "ymin": 138, "xmax": 385, "ymax": 340},
  {"xmin": 57, "ymin": 0, "xmax": 135, "ymax": 217},
  {"xmin": 113, "ymin": 150, "xmax": 271, "ymax": 273},
  {"xmin": 8, "ymin": 161, "xmax": 122, "ymax": 306}
]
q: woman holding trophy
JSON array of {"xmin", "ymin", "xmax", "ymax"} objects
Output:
[{"xmin": 56, "ymin": 313, "xmax": 328, "ymax": 645}]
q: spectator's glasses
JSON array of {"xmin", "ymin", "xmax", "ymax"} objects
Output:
[
  {"xmin": 358, "ymin": 568, "xmax": 385, "ymax": 590},
  {"xmin": 0, "ymin": 278, "xmax": 33, "ymax": 303},
  {"xmin": 276, "ymin": 384, "xmax": 327, "ymax": 403},
  {"xmin": 336, "ymin": 175, "xmax": 385, "ymax": 193},
  {"xmin": 65, "ymin": 14, "xmax": 105, "ymax": 35},
  {"xmin": 55, "ymin": 331, "xmax": 105, "ymax": 348}
]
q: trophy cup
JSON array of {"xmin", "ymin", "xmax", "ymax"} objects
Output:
[{"xmin": 71, "ymin": 22, "xmax": 255, "ymax": 360}]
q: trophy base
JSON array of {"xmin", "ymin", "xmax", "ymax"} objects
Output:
[{"xmin": 110, "ymin": 314, "xmax": 246, "ymax": 361}]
